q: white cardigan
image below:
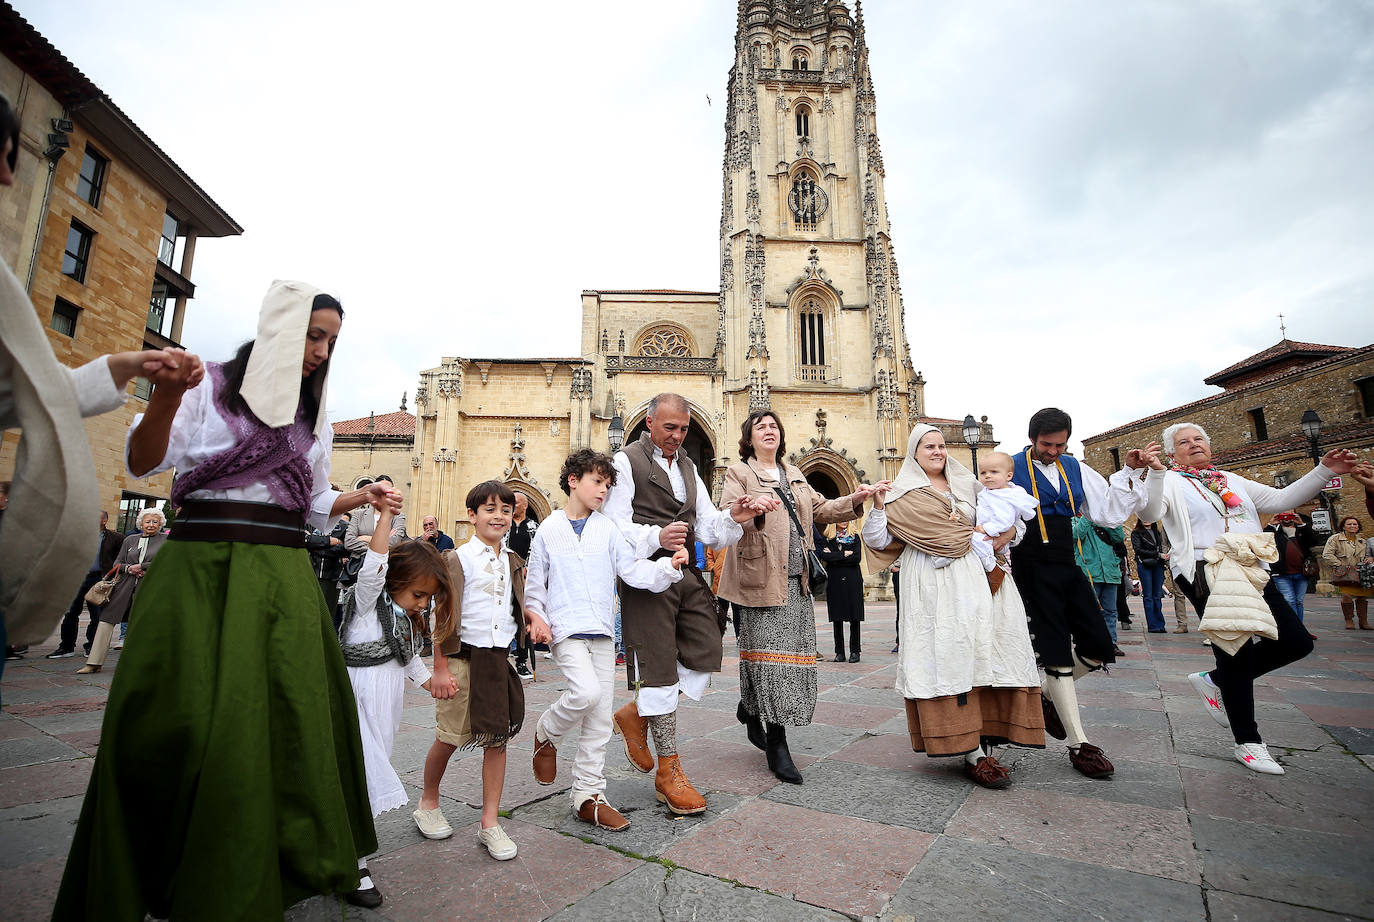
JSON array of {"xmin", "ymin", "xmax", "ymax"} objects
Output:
[{"xmin": 524, "ymin": 510, "xmax": 682, "ymax": 644}]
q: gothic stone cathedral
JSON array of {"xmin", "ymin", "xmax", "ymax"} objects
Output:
[{"xmin": 343, "ymin": 1, "xmax": 988, "ymax": 534}]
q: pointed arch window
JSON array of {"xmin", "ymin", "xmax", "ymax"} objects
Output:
[
  {"xmin": 793, "ymin": 55, "xmax": 808, "ymax": 71},
  {"xmin": 797, "ymin": 295, "xmax": 829, "ymax": 383},
  {"xmin": 788, "ymin": 170, "xmax": 828, "ymax": 231},
  {"xmin": 795, "ymin": 104, "xmax": 810, "ymax": 139}
]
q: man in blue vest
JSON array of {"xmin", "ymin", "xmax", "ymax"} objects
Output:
[{"xmin": 1010, "ymin": 408, "xmax": 1142, "ymax": 779}]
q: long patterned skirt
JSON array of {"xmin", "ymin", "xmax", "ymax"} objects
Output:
[
  {"xmin": 737, "ymin": 575, "xmax": 818, "ymax": 727},
  {"xmin": 53, "ymin": 539, "xmax": 377, "ymax": 921}
]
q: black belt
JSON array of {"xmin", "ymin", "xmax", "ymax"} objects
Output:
[{"xmin": 170, "ymin": 500, "xmax": 307, "ymax": 548}]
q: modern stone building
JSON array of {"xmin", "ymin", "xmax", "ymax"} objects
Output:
[
  {"xmin": 0, "ymin": 3, "xmax": 240, "ymax": 528},
  {"xmin": 1082, "ymin": 339, "xmax": 1374, "ymax": 543},
  {"xmin": 334, "ymin": 1, "xmax": 989, "ymax": 546}
]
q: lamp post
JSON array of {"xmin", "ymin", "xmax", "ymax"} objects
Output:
[
  {"xmin": 608, "ymin": 414, "xmax": 625, "ymax": 453},
  {"xmin": 1300, "ymin": 409, "xmax": 1323, "ymax": 466},
  {"xmin": 962, "ymin": 414, "xmax": 981, "ymax": 475}
]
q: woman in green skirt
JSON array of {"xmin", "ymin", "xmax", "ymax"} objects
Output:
[{"xmin": 54, "ymin": 280, "xmax": 396, "ymax": 921}]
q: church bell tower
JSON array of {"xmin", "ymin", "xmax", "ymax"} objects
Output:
[{"xmin": 718, "ymin": 0, "xmax": 918, "ymax": 482}]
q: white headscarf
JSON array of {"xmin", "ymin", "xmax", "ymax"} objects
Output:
[
  {"xmin": 240, "ymin": 279, "xmax": 334, "ymax": 438},
  {"xmin": 887, "ymin": 423, "xmax": 980, "ymax": 509}
]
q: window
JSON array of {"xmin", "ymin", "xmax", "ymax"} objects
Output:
[
  {"xmin": 788, "ymin": 171, "xmax": 827, "ymax": 230},
  {"xmin": 132, "ymin": 377, "xmax": 153, "ymax": 400},
  {"xmin": 792, "ymin": 55, "xmax": 808, "ymax": 71},
  {"xmin": 148, "ymin": 280, "xmax": 170, "ymax": 335},
  {"xmin": 1246, "ymin": 407, "xmax": 1268, "ymax": 441},
  {"xmin": 795, "ymin": 105, "xmax": 810, "ymax": 138},
  {"xmin": 1109, "ymin": 447, "xmax": 1121, "ymax": 469},
  {"xmin": 117, "ymin": 493, "xmax": 160, "ymax": 533},
  {"xmin": 1358, "ymin": 376, "xmax": 1374, "ymax": 417},
  {"xmin": 62, "ymin": 221, "xmax": 93, "ymax": 282},
  {"xmin": 77, "ymin": 147, "xmax": 108, "ymax": 207},
  {"xmin": 159, "ymin": 211, "xmax": 179, "ymax": 266},
  {"xmin": 50, "ymin": 298, "xmax": 80, "ymax": 337},
  {"xmin": 798, "ymin": 296, "xmax": 826, "ymax": 381}
]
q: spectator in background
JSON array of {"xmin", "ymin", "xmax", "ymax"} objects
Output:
[
  {"xmin": 507, "ymin": 493, "xmax": 540, "ymax": 676},
  {"xmin": 1265, "ymin": 511, "xmax": 1319, "ymax": 638},
  {"xmin": 1132, "ymin": 521, "xmax": 1168, "ymax": 634},
  {"xmin": 48, "ymin": 511, "xmax": 125, "ymax": 659},
  {"xmin": 817, "ymin": 521, "xmax": 865, "ymax": 662},
  {"xmin": 347, "ymin": 474, "xmax": 407, "ymax": 551},
  {"xmin": 420, "ymin": 515, "xmax": 455, "ymax": 551},
  {"xmin": 1073, "ymin": 519, "xmax": 1126, "ymax": 657},
  {"xmin": 1161, "ymin": 528, "xmax": 1193, "ymax": 633},
  {"xmin": 307, "ymin": 514, "xmax": 352, "ymax": 629},
  {"xmin": 78, "ymin": 508, "xmax": 168, "ymax": 674},
  {"xmin": 1323, "ymin": 516, "xmax": 1372, "ymax": 631}
]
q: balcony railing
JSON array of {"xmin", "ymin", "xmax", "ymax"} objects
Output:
[{"xmin": 797, "ymin": 364, "xmax": 830, "ymax": 383}]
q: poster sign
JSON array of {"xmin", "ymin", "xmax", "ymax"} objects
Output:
[
  {"xmin": 1323, "ymin": 476, "xmax": 1342, "ymax": 491},
  {"xmin": 1310, "ymin": 509, "xmax": 1332, "ymax": 534}
]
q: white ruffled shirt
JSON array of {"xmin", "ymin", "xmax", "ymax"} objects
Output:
[
  {"xmin": 605, "ymin": 444, "xmax": 742, "ymax": 557},
  {"xmin": 455, "ymin": 536, "xmax": 516, "ymax": 649},
  {"xmin": 125, "ymin": 371, "xmax": 342, "ymax": 534},
  {"xmin": 345, "ymin": 548, "xmax": 431, "ymax": 686}
]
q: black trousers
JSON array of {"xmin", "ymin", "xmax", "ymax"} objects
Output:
[
  {"xmin": 60, "ymin": 571, "xmax": 105, "ymax": 651},
  {"xmin": 1177, "ymin": 563, "xmax": 1313, "ymax": 745},
  {"xmin": 833, "ymin": 621, "xmax": 860, "ymax": 657}
]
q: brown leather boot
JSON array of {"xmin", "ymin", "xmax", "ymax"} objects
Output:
[
  {"xmin": 612, "ymin": 701, "xmax": 654, "ymax": 773},
  {"xmin": 654, "ymin": 754, "xmax": 707, "ymax": 815}
]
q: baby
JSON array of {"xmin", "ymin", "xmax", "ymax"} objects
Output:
[{"xmin": 971, "ymin": 451, "xmax": 1038, "ymax": 572}]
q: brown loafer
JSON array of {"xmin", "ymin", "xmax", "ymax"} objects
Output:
[
  {"xmin": 532, "ymin": 733, "xmax": 557, "ymax": 785},
  {"xmin": 613, "ymin": 701, "xmax": 654, "ymax": 773},
  {"xmin": 963, "ymin": 755, "xmax": 1012, "ymax": 789},
  {"xmin": 575, "ymin": 795, "xmax": 630, "ymax": 830},
  {"xmin": 1068, "ymin": 742, "xmax": 1114, "ymax": 779},
  {"xmin": 1041, "ymin": 695, "xmax": 1067, "ymax": 741}
]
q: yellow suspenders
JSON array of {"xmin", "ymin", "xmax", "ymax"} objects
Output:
[{"xmin": 1024, "ymin": 449, "xmax": 1092, "ymax": 584}]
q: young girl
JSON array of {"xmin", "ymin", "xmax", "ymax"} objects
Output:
[
  {"xmin": 54, "ymin": 280, "xmax": 388, "ymax": 920},
  {"xmin": 338, "ymin": 502, "xmax": 448, "ymax": 908}
]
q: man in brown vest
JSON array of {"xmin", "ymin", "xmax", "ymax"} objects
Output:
[{"xmin": 604, "ymin": 393, "xmax": 772, "ymax": 814}]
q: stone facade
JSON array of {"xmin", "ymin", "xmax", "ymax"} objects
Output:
[
  {"xmin": 1082, "ymin": 341, "xmax": 1374, "ymax": 588},
  {"xmin": 0, "ymin": 10, "xmax": 240, "ymax": 527}
]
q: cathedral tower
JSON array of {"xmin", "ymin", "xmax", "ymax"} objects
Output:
[{"xmin": 719, "ymin": 0, "xmax": 918, "ymax": 483}]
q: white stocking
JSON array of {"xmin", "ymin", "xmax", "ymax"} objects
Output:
[
  {"xmin": 1042, "ymin": 671, "xmax": 1089, "ymax": 746},
  {"xmin": 1072, "ymin": 654, "xmax": 1103, "ymax": 682},
  {"xmin": 964, "ymin": 742, "xmax": 988, "ymax": 766}
]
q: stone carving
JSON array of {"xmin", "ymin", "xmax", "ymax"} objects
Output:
[
  {"xmin": 748, "ymin": 369, "xmax": 771, "ymax": 410},
  {"xmin": 414, "ymin": 384, "xmax": 428, "ymax": 407},
  {"xmin": 636, "ymin": 325, "xmax": 692, "ymax": 357},
  {"xmin": 744, "ymin": 233, "xmax": 768, "ymax": 359},
  {"xmin": 570, "ymin": 366, "xmax": 593, "ymax": 397},
  {"xmin": 746, "ymin": 169, "xmax": 761, "ymax": 224},
  {"xmin": 617, "ymin": 330, "xmax": 626, "ymax": 354},
  {"xmin": 411, "ymin": 455, "xmax": 421, "ymax": 469},
  {"xmin": 600, "ymin": 329, "xmax": 609, "ymax": 353},
  {"xmin": 433, "ymin": 448, "xmax": 457, "ymax": 463},
  {"xmin": 540, "ymin": 362, "xmax": 557, "ymax": 386},
  {"xmin": 606, "ymin": 355, "xmax": 720, "ymax": 375}
]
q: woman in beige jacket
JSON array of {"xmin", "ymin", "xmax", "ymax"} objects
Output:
[
  {"xmin": 1322, "ymin": 516, "xmax": 1373, "ymax": 629},
  {"xmin": 717, "ymin": 409, "xmax": 876, "ymax": 783}
]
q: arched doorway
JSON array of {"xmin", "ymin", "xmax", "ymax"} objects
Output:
[
  {"xmin": 627, "ymin": 418, "xmax": 715, "ymax": 480},
  {"xmin": 805, "ymin": 469, "xmax": 841, "ymax": 500}
]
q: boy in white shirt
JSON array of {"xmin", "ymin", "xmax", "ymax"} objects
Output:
[
  {"xmin": 972, "ymin": 451, "xmax": 1039, "ymax": 573},
  {"xmin": 526, "ymin": 449, "xmax": 687, "ymax": 830}
]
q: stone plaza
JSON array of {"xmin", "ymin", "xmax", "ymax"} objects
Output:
[{"xmin": 2, "ymin": 594, "xmax": 1371, "ymax": 921}]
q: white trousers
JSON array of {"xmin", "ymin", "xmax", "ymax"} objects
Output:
[{"xmin": 539, "ymin": 636, "xmax": 616, "ymax": 808}]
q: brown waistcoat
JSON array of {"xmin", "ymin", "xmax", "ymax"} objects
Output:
[
  {"xmin": 438, "ymin": 545, "xmax": 528, "ymax": 656},
  {"xmin": 623, "ymin": 431, "xmax": 698, "ymax": 552}
]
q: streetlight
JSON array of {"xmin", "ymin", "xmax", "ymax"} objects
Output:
[
  {"xmin": 962, "ymin": 414, "xmax": 981, "ymax": 475},
  {"xmin": 1299, "ymin": 409, "xmax": 1323, "ymax": 465},
  {"xmin": 608, "ymin": 414, "xmax": 625, "ymax": 453}
]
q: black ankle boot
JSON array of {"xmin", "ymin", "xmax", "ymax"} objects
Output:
[
  {"xmin": 736, "ymin": 701, "xmax": 766, "ymax": 751},
  {"xmin": 765, "ymin": 723, "xmax": 802, "ymax": 784}
]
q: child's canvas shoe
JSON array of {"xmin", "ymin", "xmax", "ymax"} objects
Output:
[
  {"xmin": 479, "ymin": 824, "xmax": 517, "ymax": 860},
  {"xmin": 412, "ymin": 806, "xmax": 453, "ymax": 840}
]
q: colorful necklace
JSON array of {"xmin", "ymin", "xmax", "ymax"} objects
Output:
[{"xmin": 1169, "ymin": 462, "xmax": 1243, "ymax": 510}]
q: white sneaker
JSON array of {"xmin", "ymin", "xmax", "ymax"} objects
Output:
[
  {"xmin": 1188, "ymin": 671, "xmax": 1229, "ymax": 728},
  {"xmin": 412, "ymin": 806, "xmax": 453, "ymax": 840},
  {"xmin": 1234, "ymin": 742, "xmax": 1284, "ymax": 775},
  {"xmin": 479, "ymin": 823, "xmax": 517, "ymax": 860}
]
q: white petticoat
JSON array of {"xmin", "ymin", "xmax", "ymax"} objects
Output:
[{"xmin": 347, "ymin": 660, "xmax": 410, "ymax": 818}]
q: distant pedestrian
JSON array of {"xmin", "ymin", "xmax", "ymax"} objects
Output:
[
  {"xmin": 817, "ymin": 521, "xmax": 865, "ymax": 662},
  {"xmin": 78, "ymin": 508, "xmax": 167, "ymax": 674},
  {"xmin": 420, "ymin": 515, "xmax": 455, "ymax": 551},
  {"xmin": 1323, "ymin": 516, "xmax": 1372, "ymax": 630},
  {"xmin": 1264, "ymin": 511, "xmax": 1318, "ymax": 633},
  {"xmin": 1131, "ymin": 521, "xmax": 1168, "ymax": 633},
  {"xmin": 48, "ymin": 511, "xmax": 124, "ymax": 659}
]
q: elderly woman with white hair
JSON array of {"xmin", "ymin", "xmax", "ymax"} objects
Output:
[
  {"xmin": 78, "ymin": 507, "xmax": 168, "ymax": 674},
  {"xmin": 1135, "ymin": 422, "xmax": 1358, "ymax": 774}
]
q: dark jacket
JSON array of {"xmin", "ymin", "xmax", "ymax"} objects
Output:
[
  {"xmin": 1131, "ymin": 522, "xmax": 1166, "ymax": 570},
  {"xmin": 1265, "ymin": 519, "xmax": 1319, "ymax": 576},
  {"xmin": 817, "ymin": 530, "xmax": 865, "ymax": 623},
  {"xmin": 96, "ymin": 528, "xmax": 124, "ymax": 574},
  {"xmin": 423, "ymin": 530, "xmax": 455, "ymax": 552},
  {"xmin": 306, "ymin": 519, "xmax": 351, "ymax": 581}
]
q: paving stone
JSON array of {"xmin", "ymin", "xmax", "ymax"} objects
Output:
[
  {"xmin": 284, "ymin": 894, "xmax": 386, "ymax": 921},
  {"xmin": 0, "ymin": 854, "xmax": 67, "ymax": 922},
  {"xmin": 762, "ymin": 757, "xmax": 971, "ymax": 833},
  {"xmin": 398, "ymin": 744, "xmax": 565, "ymax": 811},
  {"xmin": 0, "ymin": 794, "xmax": 82, "ymax": 870},
  {"xmin": 1192, "ymin": 814, "xmax": 1373, "ymax": 918},
  {"xmin": 1180, "ymin": 764, "xmax": 1374, "ymax": 838},
  {"xmin": 372, "ymin": 784, "xmax": 478, "ymax": 857},
  {"xmin": 1072, "ymin": 690, "xmax": 1165, "ymax": 710},
  {"xmin": 368, "ymin": 819, "xmax": 637, "ymax": 922},
  {"xmin": 1323, "ymin": 725, "xmax": 1374, "ymax": 754},
  {"xmin": 0, "ymin": 735, "xmax": 86, "ymax": 770},
  {"xmin": 818, "ymin": 683, "xmax": 905, "ymax": 708},
  {"xmin": 882, "ymin": 836, "xmax": 1204, "ymax": 922},
  {"xmin": 1297, "ymin": 704, "xmax": 1374, "ymax": 727},
  {"xmin": 1077, "ymin": 706, "xmax": 1172, "ymax": 731},
  {"xmin": 947, "ymin": 787, "xmax": 1198, "ymax": 883},
  {"xmin": 0, "ymin": 757, "xmax": 92, "ymax": 809},
  {"xmin": 513, "ymin": 777, "xmax": 742, "ymax": 858},
  {"xmin": 998, "ymin": 749, "xmax": 1186, "ymax": 810},
  {"xmin": 0, "ymin": 715, "xmax": 41, "ymax": 741},
  {"xmin": 548, "ymin": 864, "xmax": 851, "ymax": 922},
  {"xmin": 663, "ymin": 799, "xmax": 933, "ymax": 918},
  {"xmin": 672, "ymin": 704, "xmax": 738, "ymax": 740},
  {"xmin": 1206, "ymin": 890, "xmax": 1365, "ymax": 922}
]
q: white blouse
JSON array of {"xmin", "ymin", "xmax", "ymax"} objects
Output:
[
  {"xmin": 456, "ymin": 536, "xmax": 517, "ymax": 649},
  {"xmin": 346, "ymin": 548, "xmax": 431, "ymax": 686},
  {"xmin": 125, "ymin": 371, "xmax": 341, "ymax": 533}
]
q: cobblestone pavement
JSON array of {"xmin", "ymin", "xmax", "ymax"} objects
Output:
[{"xmin": 3, "ymin": 596, "xmax": 1372, "ymax": 921}]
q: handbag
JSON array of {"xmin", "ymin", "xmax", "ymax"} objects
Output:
[
  {"xmin": 338, "ymin": 552, "xmax": 366, "ymax": 586},
  {"xmin": 1332, "ymin": 563, "xmax": 1361, "ymax": 588},
  {"xmin": 772, "ymin": 486, "xmax": 828, "ymax": 596},
  {"xmin": 84, "ymin": 566, "xmax": 120, "ymax": 605},
  {"xmin": 1360, "ymin": 562, "xmax": 1374, "ymax": 590},
  {"xmin": 1301, "ymin": 556, "xmax": 1319, "ymax": 580}
]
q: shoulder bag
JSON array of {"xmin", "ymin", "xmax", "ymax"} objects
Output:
[
  {"xmin": 84, "ymin": 565, "xmax": 121, "ymax": 605},
  {"xmin": 772, "ymin": 485, "xmax": 828, "ymax": 596}
]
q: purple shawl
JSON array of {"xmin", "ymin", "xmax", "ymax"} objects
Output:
[{"xmin": 170, "ymin": 362, "xmax": 316, "ymax": 512}]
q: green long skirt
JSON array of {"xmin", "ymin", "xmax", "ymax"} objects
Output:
[{"xmin": 52, "ymin": 540, "xmax": 378, "ymax": 921}]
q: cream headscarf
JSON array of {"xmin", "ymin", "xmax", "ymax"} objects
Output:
[
  {"xmin": 886, "ymin": 423, "xmax": 980, "ymax": 510},
  {"xmin": 240, "ymin": 279, "xmax": 335, "ymax": 437}
]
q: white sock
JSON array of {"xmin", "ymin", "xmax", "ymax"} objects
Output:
[
  {"xmin": 1072, "ymin": 655, "xmax": 1103, "ymax": 682},
  {"xmin": 1042, "ymin": 672, "xmax": 1089, "ymax": 746},
  {"xmin": 964, "ymin": 743, "xmax": 987, "ymax": 766},
  {"xmin": 357, "ymin": 856, "xmax": 372, "ymax": 890}
]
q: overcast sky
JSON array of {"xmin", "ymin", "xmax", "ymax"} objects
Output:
[{"xmin": 23, "ymin": 0, "xmax": 1374, "ymax": 454}]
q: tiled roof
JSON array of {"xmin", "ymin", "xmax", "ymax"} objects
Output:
[
  {"xmin": 1212, "ymin": 419, "xmax": 1374, "ymax": 466},
  {"xmin": 332, "ymin": 411, "xmax": 415, "ymax": 438},
  {"xmin": 1085, "ymin": 343, "xmax": 1374, "ymax": 443},
  {"xmin": 1203, "ymin": 339, "xmax": 1352, "ymax": 387}
]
